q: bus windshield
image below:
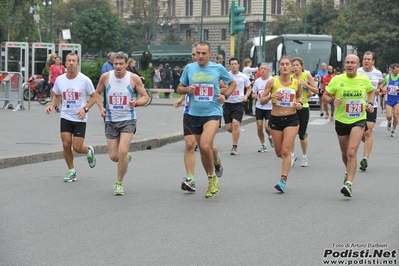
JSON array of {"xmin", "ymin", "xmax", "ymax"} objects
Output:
[{"xmin": 284, "ymin": 40, "xmax": 332, "ymax": 75}]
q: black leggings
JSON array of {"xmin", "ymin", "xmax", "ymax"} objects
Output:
[{"xmin": 297, "ymin": 107, "xmax": 309, "ymax": 140}]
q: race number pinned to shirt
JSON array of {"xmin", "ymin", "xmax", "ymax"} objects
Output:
[
  {"xmin": 193, "ymin": 84, "xmax": 214, "ymax": 101},
  {"xmin": 62, "ymin": 89, "xmax": 80, "ymax": 107},
  {"xmin": 276, "ymin": 88, "xmax": 295, "ymax": 107},
  {"xmin": 387, "ymin": 85, "xmax": 398, "ymax": 95},
  {"xmin": 345, "ymin": 99, "xmax": 364, "ymax": 118},
  {"xmin": 109, "ymin": 92, "xmax": 128, "ymax": 110}
]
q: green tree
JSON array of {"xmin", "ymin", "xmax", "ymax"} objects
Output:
[
  {"xmin": 271, "ymin": 0, "xmax": 338, "ymax": 35},
  {"xmin": 74, "ymin": 7, "xmax": 124, "ymax": 52},
  {"xmin": 334, "ymin": 0, "xmax": 399, "ymax": 71},
  {"xmin": 0, "ymin": 0, "xmax": 35, "ymax": 42}
]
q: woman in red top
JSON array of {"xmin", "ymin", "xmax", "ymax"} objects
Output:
[{"xmin": 49, "ymin": 56, "xmax": 66, "ymax": 112}]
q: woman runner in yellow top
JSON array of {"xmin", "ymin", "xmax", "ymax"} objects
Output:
[
  {"xmin": 290, "ymin": 57, "xmax": 318, "ymax": 167},
  {"xmin": 260, "ymin": 56, "xmax": 302, "ymax": 193}
]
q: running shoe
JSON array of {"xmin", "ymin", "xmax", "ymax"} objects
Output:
[
  {"xmin": 114, "ymin": 182, "xmax": 124, "ymax": 196},
  {"xmin": 230, "ymin": 147, "xmax": 238, "ymax": 155},
  {"xmin": 291, "ymin": 155, "xmax": 297, "ymax": 168},
  {"xmin": 387, "ymin": 121, "xmax": 392, "ymax": 132},
  {"xmin": 214, "ymin": 157, "xmax": 224, "ymax": 178},
  {"xmin": 268, "ymin": 137, "xmax": 274, "ymax": 148},
  {"xmin": 181, "ymin": 177, "xmax": 196, "ymax": 192},
  {"xmin": 86, "ymin": 146, "xmax": 96, "ymax": 168},
  {"xmin": 330, "ymin": 115, "xmax": 334, "ymax": 121},
  {"xmin": 205, "ymin": 176, "xmax": 219, "ymax": 198},
  {"xmin": 258, "ymin": 145, "xmax": 267, "ymax": 153},
  {"xmin": 341, "ymin": 181, "xmax": 352, "ymax": 197},
  {"xmin": 343, "ymin": 172, "xmax": 348, "ymax": 184},
  {"xmin": 391, "ymin": 131, "xmax": 396, "ymax": 138},
  {"xmin": 127, "ymin": 152, "xmax": 132, "ymax": 163},
  {"xmin": 63, "ymin": 171, "xmax": 77, "ymax": 182},
  {"xmin": 301, "ymin": 157, "xmax": 308, "ymax": 167},
  {"xmin": 359, "ymin": 158, "xmax": 368, "ymax": 171},
  {"xmin": 320, "ymin": 111, "xmax": 324, "ymax": 117},
  {"xmin": 274, "ymin": 179, "xmax": 286, "ymax": 193},
  {"xmin": 325, "ymin": 113, "xmax": 329, "ymax": 120}
]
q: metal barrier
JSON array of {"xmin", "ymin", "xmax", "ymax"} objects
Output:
[{"xmin": 0, "ymin": 71, "xmax": 24, "ymax": 111}]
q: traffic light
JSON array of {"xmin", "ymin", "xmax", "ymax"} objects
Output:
[{"xmin": 229, "ymin": 1, "xmax": 246, "ymax": 35}]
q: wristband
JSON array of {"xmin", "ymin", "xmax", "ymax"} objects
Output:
[
  {"xmin": 329, "ymin": 98, "xmax": 335, "ymax": 105},
  {"xmin": 298, "ymin": 101, "xmax": 303, "ymax": 106}
]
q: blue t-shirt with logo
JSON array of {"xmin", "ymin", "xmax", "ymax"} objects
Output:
[{"xmin": 180, "ymin": 62, "xmax": 233, "ymax": 116}]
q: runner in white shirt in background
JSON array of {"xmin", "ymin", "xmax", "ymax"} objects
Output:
[
  {"xmin": 223, "ymin": 57, "xmax": 252, "ymax": 155},
  {"xmin": 252, "ymin": 63, "xmax": 274, "ymax": 152},
  {"xmin": 357, "ymin": 51, "xmax": 384, "ymax": 171}
]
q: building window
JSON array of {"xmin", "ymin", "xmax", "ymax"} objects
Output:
[
  {"xmin": 296, "ymin": 0, "xmax": 306, "ymax": 6},
  {"xmin": 204, "ymin": 0, "xmax": 211, "ymax": 16},
  {"xmin": 204, "ymin": 29, "xmax": 209, "ymax": 41},
  {"xmin": 271, "ymin": 0, "xmax": 282, "ymax": 14},
  {"xmin": 221, "ymin": 29, "xmax": 226, "ymax": 41},
  {"xmin": 243, "ymin": 0, "xmax": 251, "ymax": 14},
  {"xmin": 116, "ymin": 0, "xmax": 124, "ymax": 16},
  {"xmin": 185, "ymin": 0, "xmax": 193, "ymax": 16},
  {"xmin": 186, "ymin": 30, "xmax": 191, "ymax": 38},
  {"xmin": 220, "ymin": 0, "xmax": 229, "ymax": 16},
  {"xmin": 169, "ymin": 0, "xmax": 176, "ymax": 16}
]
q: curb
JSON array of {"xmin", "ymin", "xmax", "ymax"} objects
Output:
[{"xmin": 0, "ymin": 116, "xmax": 255, "ymax": 169}]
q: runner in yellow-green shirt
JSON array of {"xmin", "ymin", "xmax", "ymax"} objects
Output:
[
  {"xmin": 291, "ymin": 57, "xmax": 318, "ymax": 167},
  {"xmin": 323, "ymin": 54, "xmax": 374, "ymax": 198}
]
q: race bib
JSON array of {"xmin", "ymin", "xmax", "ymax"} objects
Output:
[
  {"xmin": 257, "ymin": 89, "xmax": 264, "ymax": 99},
  {"xmin": 276, "ymin": 88, "xmax": 295, "ymax": 107},
  {"xmin": 370, "ymin": 80, "xmax": 378, "ymax": 89},
  {"xmin": 62, "ymin": 90, "xmax": 80, "ymax": 108},
  {"xmin": 345, "ymin": 99, "xmax": 364, "ymax": 118},
  {"xmin": 230, "ymin": 89, "xmax": 240, "ymax": 98},
  {"xmin": 387, "ymin": 85, "xmax": 398, "ymax": 95},
  {"xmin": 193, "ymin": 84, "xmax": 214, "ymax": 101},
  {"xmin": 109, "ymin": 95, "xmax": 128, "ymax": 105}
]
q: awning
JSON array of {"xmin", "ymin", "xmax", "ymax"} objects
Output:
[{"xmin": 151, "ymin": 53, "xmax": 191, "ymax": 60}]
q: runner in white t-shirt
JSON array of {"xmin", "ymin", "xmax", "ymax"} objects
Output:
[
  {"xmin": 251, "ymin": 63, "xmax": 274, "ymax": 152},
  {"xmin": 224, "ymin": 57, "xmax": 252, "ymax": 155},
  {"xmin": 45, "ymin": 53, "xmax": 97, "ymax": 183},
  {"xmin": 357, "ymin": 51, "xmax": 384, "ymax": 171}
]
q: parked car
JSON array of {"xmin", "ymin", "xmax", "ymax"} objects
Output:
[{"xmin": 308, "ymin": 94, "xmax": 320, "ymax": 110}]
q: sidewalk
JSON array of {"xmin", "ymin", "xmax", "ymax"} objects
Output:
[{"xmin": 0, "ymin": 98, "xmax": 255, "ymax": 169}]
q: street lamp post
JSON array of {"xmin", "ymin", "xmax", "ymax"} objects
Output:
[
  {"xmin": 161, "ymin": 16, "xmax": 171, "ymax": 45},
  {"xmin": 42, "ymin": 0, "xmax": 52, "ymax": 43},
  {"xmin": 30, "ymin": 5, "xmax": 42, "ymax": 42}
]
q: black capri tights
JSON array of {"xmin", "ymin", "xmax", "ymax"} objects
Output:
[{"xmin": 297, "ymin": 107, "xmax": 309, "ymax": 140}]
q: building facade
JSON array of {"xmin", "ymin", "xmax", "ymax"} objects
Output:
[{"xmin": 147, "ymin": 0, "xmax": 347, "ymax": 63}]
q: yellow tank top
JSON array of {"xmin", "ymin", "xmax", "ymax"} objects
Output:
[
  {"xmin": 291, "ymin": 72, "xmax": 309, "ymax": 108},
  {"xmin": 272, "ymin": 77, "xmax": 298, "ymax": 107}
]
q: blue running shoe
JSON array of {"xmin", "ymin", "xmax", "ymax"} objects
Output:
[{"xmin": 274, "ymin": 179, "xmax": 286, "ymax": 193}]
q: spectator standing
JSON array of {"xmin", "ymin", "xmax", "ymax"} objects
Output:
[
  {"xmin": 172, "ymin": 65, "xmax": 181, "ymax": 92},
  {"xmin": 48, "ymin": 56, "xmax": 66, "ymax": 112},
  {"xmin": 42, "ymin": 53, "xmax": 57, "ymax": 101},
  {"xmin": 101, "ymin": 52, "xmax": 114, "ymax": 75}
]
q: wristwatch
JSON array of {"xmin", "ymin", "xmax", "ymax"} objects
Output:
[
  {"xmin": 224, "ymin": 94, "xmax": 230, "ymax": 99},
  {"xmin": 84, "ymin": 107, "xmax": 89, "ymax": 113}
]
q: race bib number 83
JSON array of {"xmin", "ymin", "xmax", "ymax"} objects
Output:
[{"xmin": 194, "ymin": 84, "xmax": 214, "ymax": 101}]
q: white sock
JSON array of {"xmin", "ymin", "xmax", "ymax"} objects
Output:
[
  {"xmin": 302, "ymin": 154, "xmax": 308, "ymax": 159},
  {"xmin": 69, "ymin": 168, "xmax": 75, "ymax": 173}
]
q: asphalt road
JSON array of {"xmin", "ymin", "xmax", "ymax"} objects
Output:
[{"xmin": 1, "ymin": 107, "xmax": 398, "ymax": 266}]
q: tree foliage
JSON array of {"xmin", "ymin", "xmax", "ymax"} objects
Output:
[
  {"xmin": 271, "ymin": 0, "xmax": 399, "ymax": 71},
  {"xmin": 74, "ymin": 7, "xmax": 124, "ymax": 51}
]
